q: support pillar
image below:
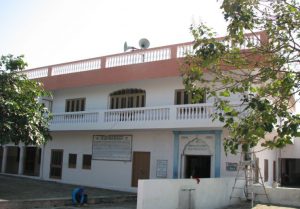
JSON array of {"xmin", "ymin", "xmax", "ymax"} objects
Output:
[
  {"xmin": 214, "ymin": 131, "xmax": 222, "ymax": 177},
  {"xmin": 1, "ymin": 146, "xmax": 7, "ymax": 173},
  {"xmin": 40, "ymin": 145, "xmax": 45, "ymax": 179},
  {"xmin": 173, "ymin": 132, "xmax": 180, "ymax": 179},
  {"xmin": 18, "ymin": 146, "xmax": 25, "ymax": 175}
]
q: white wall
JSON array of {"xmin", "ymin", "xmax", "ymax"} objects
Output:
[
  {"xmin": 253, "ymin": 185, "xmax": 300, "ymax": 207},
  {"xmin": 41, "ymin": 128, "xmax": 279, "ymax": 192},
  {"xmin": 42, "ymin": 130, "xmax": 173, "ymax": 192},
  {"xmin": 281, "ymin": 137, "xmax": 300, "ymax": 159},
  {"xmin": 220, "ymin": 129, "xmax": 278, "ymax": 186},
  {"xmin": 51, "ymin": 76, "xmax": 243, "ymax": 113},
  {"xmin": 137, "ymin": 178, "xmax": 241, "ymax": 209},
  {"xmin": 52, "ymin": 77, "xmax": 184, "ymax": 113}
]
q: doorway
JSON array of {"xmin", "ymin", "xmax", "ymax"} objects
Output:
[
  {"xmin": 0, "ymin": 146, "xmax": 3, "ymax": 172},
  {"xmin": 5, "ymin": 146, "xmax": 20, "ymax": 174},
  {"xmin": 185, "ymin": 155, "xmax": 211, "ymax": 178},
  {"xmin": 131, "ymin": 152, "xmax": 150, "ymax": 187},
  {"xmin": 23, "ymin": 147, "xmax": 41, "ymax": 176},
  {"xmin": 49, "ymin": 149, "xmax": 63, "ymax": 179},
  {"xmin": 281, "ymin": 158, "xmax": 300, "ymax": 187}
]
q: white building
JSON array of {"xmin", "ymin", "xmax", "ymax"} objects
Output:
[{"xmin": 0, "ymin": 31, "xmax": 297, "ymax": 192}]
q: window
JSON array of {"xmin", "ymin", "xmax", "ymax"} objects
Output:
[
  {"xmin": 68, "ymin": 154, "xmax": 77, "ymax": 169},
  {"xmin": 82, "ymin": 154, "xmax": 92, "ymax": 170},
  {"xmin": 65, "ymin": 98, "xmax": 85, "ymax": 112},
  {"xmin": 264, "ymin": 159, "xmax": 269, "ymax": 182},
  {"xmin": 110, "ymin": 89, "xmax": 145, "ymax": 109},
  {"xmin": 175, "ymin": 89, "xmax": 206, "ymax": 105}
]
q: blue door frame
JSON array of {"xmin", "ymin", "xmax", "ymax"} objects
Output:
[{"xmin": 172, "ymin": 130, "xmax": 222, "ymax": 178}]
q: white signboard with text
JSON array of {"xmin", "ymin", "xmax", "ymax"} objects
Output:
[{"xmin": 92, "ymin": 135, "xmax": 132, "ymax": 161}]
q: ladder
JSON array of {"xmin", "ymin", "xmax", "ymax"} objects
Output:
[{"xmin": 230, "ymin": 152, "xmax": 270, "ymax": 206}]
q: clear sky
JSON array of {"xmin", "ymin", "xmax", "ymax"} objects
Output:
[{"xmin": 0, "ymin": 0, "xmax": 226, "ymax": 69}]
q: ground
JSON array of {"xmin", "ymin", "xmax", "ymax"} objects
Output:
[
  {"xmin": 222, "ymin": 203, "xmax": 300, "ymax": 209},
  {"xmin": 1, "ymin": 175, "xmax": 299, "ymax": 209}
]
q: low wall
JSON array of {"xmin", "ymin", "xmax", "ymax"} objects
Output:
[
  {"xmin": 137, "ymin": 178, "xmax": 242, "ymax": 209},
  {"xmin": 253, "ymin": 185, "xmax": 300, "ymax": 207}
]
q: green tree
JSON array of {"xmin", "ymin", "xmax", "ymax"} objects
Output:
[
  {"xmin": 0, "ymin": 55, "xmax": 52, "ymax": 145},
  {"xmin": 182, "ymin": 0, "xmax": 300, "ymax": 154}
]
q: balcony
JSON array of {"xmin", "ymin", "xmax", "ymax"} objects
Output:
[{"xmin": 50, "ymin": 103, "xmax": 225, "ymax": 131}]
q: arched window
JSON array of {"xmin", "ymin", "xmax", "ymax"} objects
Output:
[{"xmin": 110, "ymin": 89, "xmax": 146, "ymax": 109}]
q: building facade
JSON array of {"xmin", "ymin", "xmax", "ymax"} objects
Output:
[{"xmin": 0, "ymin": 31, "xmax": 296, "ymax": 192}]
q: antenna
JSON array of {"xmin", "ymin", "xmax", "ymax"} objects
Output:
[{"xmin": 139, "ymin": 38, "xmax": 150, "ymax": 49}]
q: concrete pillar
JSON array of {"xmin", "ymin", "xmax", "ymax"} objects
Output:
[
  {"xmin": 18, "ymin": 146, "xmax": 25, "ymax": 175},
  {"xmin": 39, "ymin": 145, "xmax": 45, "ymax": 179},
  {"xmin": 1, "ymin": 146, "xmax": 7, "ymax": 173}
]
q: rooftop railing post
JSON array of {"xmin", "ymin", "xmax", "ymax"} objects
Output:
[
  {"xmin": 171, "ymin": 46, "xmax": 177, "ymax": 59},
  {"xmin": 48, "ymin": 67, "xmax": 52, "ymax": 77},
  {"xmin": 101, "ymin": 57, "xmax": 106, "ymax": 69}
]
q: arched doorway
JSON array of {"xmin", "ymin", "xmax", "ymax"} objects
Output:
[{"xmin": 181, "ymin": 137, "xmax": 212, "ymax": 178}]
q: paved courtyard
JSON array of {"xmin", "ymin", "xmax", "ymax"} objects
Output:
[
  {"xmin": 222, "ymin": 203, "xmax": 300, "ymax": 209},
  {"xmin": 1, "ymin": 174, "xmax": 299, "ymax": 209},
  {"xmin": 0, "ymin": 174, "xmax": 133, "ymax": 201},
  {"xmin": 32, "ymin": 202, "xmax": 136, "ymax": 209},
  {"xmin": 31, "ymin": 202, "xmax": 300, "ymax": 209},
  {"xmin": 0, "ymin": 174, "xmax": 136, "ymax": 209}
]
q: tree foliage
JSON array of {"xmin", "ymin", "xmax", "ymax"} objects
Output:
[
  {"xmin": 182, "ymin": 0, "xmax": 300, "ymax": 154},
  {"xmin": 0, "ymin": 55, "xmax": 52, "ymax": 145}
]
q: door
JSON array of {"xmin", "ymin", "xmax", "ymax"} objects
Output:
[
  {"xmin": 49, "ymin": 149, "xmax": 63, "ymax": 179},
  {"xmin": 185, "ymin": 155, "xmax": 211, "ymax": 178},
  {"xmin": 0, "ymin": 147, "xmax": 3, "ymax": 172},
  {"xmin": 5, "ymin": 146, "xmax": 20, "ymax": 174},
  {"xmin": 131, "ymin": 152, "xmax": 150, "ymax": 187},
  {"xmin": 24, "ymin": 147, "xmax": 41, "ymax": 176}
]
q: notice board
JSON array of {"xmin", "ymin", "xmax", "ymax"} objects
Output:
[{"xmin": 92, "ymin": 135, "xmax": 132, "ymax": 161}]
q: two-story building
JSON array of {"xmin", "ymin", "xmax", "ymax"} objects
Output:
[{"xmin": 0, "ymin": 31, "xmax": 295, "ymax": 192}]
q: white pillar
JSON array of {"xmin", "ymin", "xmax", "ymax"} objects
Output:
[
  {"xmin": 1, "ymin": 146, "xmax": 7, "ymax": 173},
  {"xmin": 18, "ymin": 146, "xmax": 25, "ymax": 175},
  {"xmin": 40, "ymin": 145, "xmax": 45, "ymax": 179}
]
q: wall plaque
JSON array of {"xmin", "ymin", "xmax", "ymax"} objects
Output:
[
  {"xmin": 92, "ymin": 135, "xmax": 132, "ymax": 161},
  {"xmin": 226, "ymin": 162, "xmax": 238, "ymax": 171},
  {"xmin": 156, "ymin": 160, "xmax": 168, "ymax": 178}
]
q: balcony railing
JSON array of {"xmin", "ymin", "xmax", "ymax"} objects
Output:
[
  {"xmin": 176, "ymin": 104, "xmax": 214, "ymax": 120},
  {"xmin": 51, "ymin": 111, "xmax": 99, "ymax": 124},
  {"xmin": 49, "ymin": 103, "xmax": 233, "ymax": 131},
  {"xmin": 23, "ymin": 32, "xmax": 266, "ymax": 79},
  {"xmin": 104, "ymin": 107, "xmax": 170, "ymax": 122}
]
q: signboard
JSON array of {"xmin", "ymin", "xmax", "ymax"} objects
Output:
[
  {"xmin": 226, "ymin": 162, "xmax": 238, "ymax": 171},
  {"xmin": 184, "ymin": 138, "xmax": 212, "ymax": 155},
  {"xmin": 92, "ymin": 135, "xmax": 132, "ymax": 161},
  {"xmin": 156, "ymin": 160, "xmax": 168, "ymax": 178}
]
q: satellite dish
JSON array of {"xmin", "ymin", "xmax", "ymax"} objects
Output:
[
  {"xmin": 139, "ymin": 38, "xmax": 150, "ymax": 49},
  {"xmin": 124, "ymin": 41, "xmax": 137, "ymax": 52}
]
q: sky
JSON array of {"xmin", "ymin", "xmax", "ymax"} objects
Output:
[{"xmin": 0, "ymin": 0, "xmax": 227, "ymax": 69}]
